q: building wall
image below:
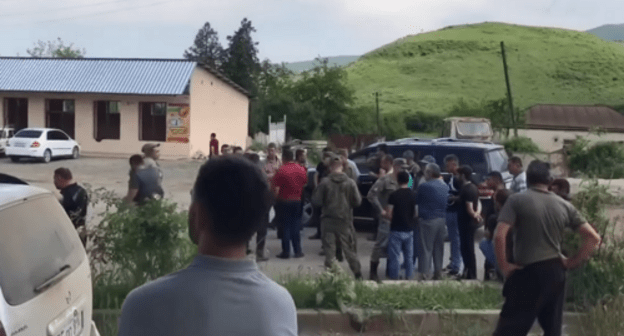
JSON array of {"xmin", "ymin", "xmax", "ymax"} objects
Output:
[
  {"xmin": 189, "ymin": 68, "xmax": 249, "ymax": 157},
  {"xmin": 1, "ymin": 92, "xmax": 190, "ymax": 158},
  {"xmin": 519, "ymin": 129, "xmax": 624, "ymax": 153}
]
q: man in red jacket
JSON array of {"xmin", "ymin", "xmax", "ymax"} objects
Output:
[{"xmin": 272, "ymin": 147, "xmax": 308, "ymax": 259}]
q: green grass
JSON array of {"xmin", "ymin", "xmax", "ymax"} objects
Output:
[{"xmin": 347, "ymin": 22, "xmax": 624, "ymax": 116}]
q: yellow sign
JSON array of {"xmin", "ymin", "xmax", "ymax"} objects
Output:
[{"xmin": 166, "ymin": 104, "xmax": 190, "ymax": 143}]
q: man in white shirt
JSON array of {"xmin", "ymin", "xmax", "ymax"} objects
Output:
[{"xmin": 508, "ymin": 156, "xmax": 527, "ymax": 193}]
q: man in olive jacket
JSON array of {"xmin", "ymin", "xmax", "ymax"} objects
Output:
[{"xmin": 312, "ymin": 153, "xmax": 363, "ymax": 278}]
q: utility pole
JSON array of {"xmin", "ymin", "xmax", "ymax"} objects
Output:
[
  {"xmin": 374, "ymin": 92, "xmax": 381, "ymax": 136},
  {"xmin": 500, "ymin": 41, "xmax": 518, "ymax": 137}
]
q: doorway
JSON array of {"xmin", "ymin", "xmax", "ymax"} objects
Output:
[{"xmin": 3, "ymin": 98, "xmax": 28, "ymax": 131}]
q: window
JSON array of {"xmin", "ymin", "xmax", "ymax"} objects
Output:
[
  {"xmin": 47, "ymin": 130, "xmax": 69, "ymax": 141},
  {"xmin": 0, "ymin": 196, "xmax": 83, "ymax": 305},
  {"xmin": 456, "ymin": 121, "xmax": 492, "ymax": 136},
  {"xmin": 94, "ymin": 101, "xmax": 121, "ymax": 140},
  {"xmin": 487, "ymin": 149, "xmax": 509, "ymax": 173},
  {"xmin": 140, "ymin": 102, "xmax": 167, "ymax": 141},
  {"xmin": 46, "ymin": 99, "xmax": 75, "ymax": 139},
  {"xmin": 14, "ymin": 130, "xmax": 42, "ymax": 139}
]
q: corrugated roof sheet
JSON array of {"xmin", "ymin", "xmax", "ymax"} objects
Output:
[
  {"xmin": 527, "ymin": 104, "xmax": 624, "ymax": 133},
  {"xmin": 0, "ymin": 57, "xmax": 196, "ymax": 95}
]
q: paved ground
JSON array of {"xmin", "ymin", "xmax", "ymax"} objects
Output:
[{"xmin": 2, "ymin": 155, "xmax": 622, "ymax": 282}]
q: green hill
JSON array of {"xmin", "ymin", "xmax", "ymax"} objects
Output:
[
  {"xmin": 346, "ymin": 22, "xmax": 624, "ymax": 116},
  {"xmin": 284, "ymin": 55, "xmax": 360, "ymax": 73},
  {"xmin": 587, "ymin": 24, "xmax": 624, "ymax": 41}
]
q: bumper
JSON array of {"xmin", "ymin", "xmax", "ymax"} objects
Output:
[{"xmin": 5, "ymin": 147, "xmax": 45, "ymax": 158}]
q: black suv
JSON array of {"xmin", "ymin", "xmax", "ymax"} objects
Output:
[{"xmin": 349, "ymin": 138, "xmax": 512, "ymax": 221}]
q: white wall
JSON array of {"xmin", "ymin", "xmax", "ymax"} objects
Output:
[{"xmin": 518, "ymin": 129, "xmax": 624, "ymax": 153}]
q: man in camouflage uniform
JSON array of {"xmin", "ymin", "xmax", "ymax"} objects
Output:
[
  {"xmin": 312, "ymin": 153, "xmax": 363, "ymax": 278},
  {"xmin": 367, "ymin": 155, "xmax": 406, "ymax": 281}
]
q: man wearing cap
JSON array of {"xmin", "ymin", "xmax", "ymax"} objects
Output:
[
  {"xmin": 367, "ymin": 155, "xmax": 409, "ymax": 281},
  {"xmin": 312, "ymin": 153, "xmax": 362, "ymax": 278},
  {"xmin": 142, "ymin": 143, "xmax": 164, "ymax": 186}
]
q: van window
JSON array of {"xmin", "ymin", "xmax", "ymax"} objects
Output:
[
  {"xmin": 0, "ymin": 195, "xmax": 83, "ymax": 305},
  {"xmin": 350, "ymin": 148, "xmax": 374, "ymax": 174},
  {"xmin": 488, "ymin": 149, "xmax": 509, "ymax": 173}
]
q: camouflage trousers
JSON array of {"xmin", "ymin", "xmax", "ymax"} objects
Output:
[{"xmin": 321, "ymin": 220, "xmax": 361, "ymax": 275}]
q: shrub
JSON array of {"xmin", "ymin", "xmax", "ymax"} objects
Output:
[
  {"xmin": 85, "ymin": 187, "xmax": 196, "ymax": 309},
  {"xmin": 404, "ymin": 111, "xmax": 445, "ymax": 134},
  {"xmin": 568, "ymin": 140, "xmax": 624, "ymax": 179},
  {"xmin": 382, "ymin": 113, "xmax": 409, "ymax": 140},
  {"xmin": 503, "ymin": 136, "xmax": 540, "ymax": 154}
]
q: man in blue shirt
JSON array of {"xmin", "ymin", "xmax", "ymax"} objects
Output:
[
  {"xmin": 415, "ymin": 163, "xmax": 450, "ymax": 280},
  {"xmin": 118, "ymin": 156, "xmax": 298, "ymax": 336}
]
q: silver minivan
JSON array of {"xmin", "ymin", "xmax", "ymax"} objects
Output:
[{"xmin": 0, "ymin": 176, "xmax": 99, "ymax": 336}]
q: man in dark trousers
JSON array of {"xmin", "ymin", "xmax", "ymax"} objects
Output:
[
  {"xmin": 312, "ymin": 153, "xmax": 362, "ymax": 278},
  {"xmin": 454, "ymin": 165, "xmax": 482, "ymax": 280},
  {"xmin": 209, "ymin": 133, "xmax": 219, "ymax": 158},
  {"xmin": 443, "ymin": 154, "xmax": 463, "ymax": 276},
  {"xmin": 272, "ymin": 148, "xmax": 308, "ymax": 259},
  {"xmin": 54, "ymin": 167, "xmax": 89, "ymax": 246},
  {"xmin": 493, "ymin": 160, "xmax": 601, "ymax": 336}
]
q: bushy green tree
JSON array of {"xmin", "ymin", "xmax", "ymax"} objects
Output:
[
  {"xmin": 27, "ymin": 38, "xmax": 86, "ymax": 58},
  {"xmin": 222, "ymin": 18, "xmax": 260, "ymax": 94},
  {"xmin": 183, "ymin": 22, "xmax": 225, "ymax": 69}
]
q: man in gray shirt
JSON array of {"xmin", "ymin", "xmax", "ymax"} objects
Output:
[
  {"xmin": 118, "ymin": 156, "xmax": 298, "ymax": 336},
  {"xmin": 493, "ymin": 160, "xmax": 600, "ymax": 336}
]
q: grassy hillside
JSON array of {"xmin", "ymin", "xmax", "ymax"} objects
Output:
[
  {"xmin": 346, "ymin": 22, "xmax": 624, "ymax": 116},
  {"xmin": 587, "ymin": 24, "xmax": 624, "ymax": 41},
  {"xmin": 284, "ymin": 55, "xmax": 360, "ymax": 73}
]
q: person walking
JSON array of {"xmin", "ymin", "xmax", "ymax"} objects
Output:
[
  {"xmin": 209, "ymin": 133, "xmax": 219, "ymax": 158},
  {"xmin": 443, "ymin": 154, "xmax": 463, "ymax": 276},
  {"xmin": 295, "ymin": 148, "xmax": 308, "ymax": 168},
  {"xmin": 310, "ymin": 148, "xmax": 332, "ymax": 240},
  {"xmin": 141, "ymin": 143, "xmax": 163, "ymax": 186},
  {"xmin": 508, "ymin": 156, "xmax": 527, "ymax": 193},
  {"xmin": 312, "ymin": 153, "xmax": 362, "ymax": 278},
  {"xmin": 493, "ymin": 160, "xmax": 601, "ymax": 336},
  {"xmin": 123, "ymin": 154, "xmax": 164, "ymax": 205},
  {"xmin": 118, "ymin": 156, "xmax": 298, "ymax": 336},
  {"xmin": 415, "ymin": 163, "xmax": 449, "ymax": 280},
  {"xmin": 273, "ymin": 148, "xmax": 308, "ymax": 259},
  {"xmin": 454, "ymin": 165, "xmax": 482, "ymax": 280},
  {"xmin": 385, "ymin": 171, "xmax": 416, "ymax": 280},
  {"xmin": 53, "ymin": 167, "xmax": 89, "ymax": 246},
  {"xmin": 367, "ymin": 155, "xmax": 401, "ymax": 281},
  {"xmin": 245, "ymin": 152, "xmax": 270, "ymax": 262}
]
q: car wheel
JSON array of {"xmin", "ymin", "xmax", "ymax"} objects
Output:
[
  {"xmin": 301, "ymin": 192, "xmax": 314, "ymax": 227},
  {"xmin": 42, "ymin": 149, "xmax": 52, "ymax": 163},
  {"xmin": 72, "ymin": 147, "xmax": 80, "ymax": 159},
  {"xmin": 9, "ymin": 156, "xmax": 19, "ymax": 163}
]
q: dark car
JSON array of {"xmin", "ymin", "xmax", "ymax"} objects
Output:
[{"xmin": 349, "ymin": 138, "xmax": 512, "ymax": 222}]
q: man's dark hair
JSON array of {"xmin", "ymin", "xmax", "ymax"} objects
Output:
[
  {"xmin": 192, "ymin": 156, "xmax": 273, "ymax": 245},
  {"xmin": 509, "ymin": 156, "xmax": 523, "ymax": 167},
  {"xmin": 425, "ymin": 163, "xmax": 441, "ymax": 178},
  {"xmin": 382, "ymin": 154, "xmax": 394, "ymax": 163},
  {"xmin": 487, "ymin": 171, "xmax": 504, "ymax": 183},
  {"xmin": 244, "ymin": 152, "xmax": 260, "ymax": 164},
  {"xmin": 211, "ymin": 133, "xmax": 216, "ymax": 138},
  {"xmin": 221, "ymin": 144, "xmax": 229, "ymax": 150},
  {"xmin": 54, "ymin": 167, "xmax": 72, "ymax": 180},
  {"xmin": 397, "ymin": 171, "xmax": 410, "ymax": 185},
  {"xmin": 550, "ymin": 178, "xmax": 571, "ymax": 196},
  {"xmin": 322, "ymin": 147, "xmax": 332, "ymax": 153},
  {"xmin": 494, "ymin": 189, "xmax": 512, "ymax": 207},
  {"xmin": 457, "ymin": 165, "xmax": 473, "ymax": 181},
  {"xmin": 526, "ymin": 160, "xmax": 552, "ymax": 186},
  {"xmin": 268, "ymin": 142, "xmax": 277, "ymax": 149},
  {"xmin": 444, "ymin": 154, "xmax": 459, "ymax": 164},
  {"xmin": 378, "ymin": 144, "xmax": 388, "ymax": 154},
  {"xmin": 282, "ymin": 148, "xmax": 294, "ymax": 162},
  {"xmin": 129, "ymin": 154, "xmax": 143, "ymax": 167},
  {"xmin": 295, "ymin": 148, "xmax": 305, "ymax": 159}
]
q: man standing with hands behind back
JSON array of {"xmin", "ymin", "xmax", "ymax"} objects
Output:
[{"xmin": 493, "ymin": 160, "xmax": 601, "ymax": 336}]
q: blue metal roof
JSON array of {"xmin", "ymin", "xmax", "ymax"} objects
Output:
[{"xmin": 0, "ymin": 58, "xmax": 196, "ymax": 95}]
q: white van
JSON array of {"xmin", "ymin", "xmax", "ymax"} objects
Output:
[
  {"xmin": 0, "ymin": 128, "xmax": 14, "ymax": 155},
  {"xmin": 0, "ymin": 175, "xmax": 99, "ymax": 336}
]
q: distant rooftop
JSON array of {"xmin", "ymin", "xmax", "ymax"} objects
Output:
[{"xmin": 527, "ymin": 104, "xmax": 624, "ymax": 133}]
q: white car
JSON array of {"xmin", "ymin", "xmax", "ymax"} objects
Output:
[
  {"xmin": 0, "ymin": 128, "xmax": 14, "ymax": 155},
  {"xmin": 6, "ymin": 128, "xmax": 80, "ymax": 163},
  {"xmin": 0, "ymin": 174, "xmax": 100, "ymax": 336}
]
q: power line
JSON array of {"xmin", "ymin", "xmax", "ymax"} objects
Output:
[{"xmin": 0, "ymin": 0, "xmax": 132, "ymax": 18}]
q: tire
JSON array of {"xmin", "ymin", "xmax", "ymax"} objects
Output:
[
  {"xmin": 9, "ymin": 156, "xmax": 19, "ymax": 163},
  {"xmin": 42, "ymin": 149, "xmax": 52, "ymax": 163},
  {"xmin": 72, "ymin": 147, "xmax": 80, "ymax": 159}
]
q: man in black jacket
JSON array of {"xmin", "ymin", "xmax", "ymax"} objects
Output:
[{"xmin": 54, "ymin": 167, "xmax": 89, "ymax": 246}]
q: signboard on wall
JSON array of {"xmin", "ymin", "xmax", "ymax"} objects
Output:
[{"xmin": 166, "ymin": 103, "xmax": 190, "ymax": 143}]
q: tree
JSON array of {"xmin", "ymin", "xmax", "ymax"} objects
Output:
[
  {"xmin": 222, "ymin": 18, "xmax": 260, "ymax": 94},
  {"xmin": 27, "ymin": 38, "xmax": 86, "ymax": 58},
  {"xmin": 183, "ymin": 22, "xmax": 225, "ymax": 69}
]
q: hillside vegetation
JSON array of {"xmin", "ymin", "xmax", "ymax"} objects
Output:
[
  {"xmin": 346, "ymin": 22, "xmax": 624, "ymax": 116},
  {"xmin": 284, "ymin": 55, "xmax": 360, "ymax": 73}
]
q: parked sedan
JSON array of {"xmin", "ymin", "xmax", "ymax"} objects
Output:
[{"xmin": 6, "ymin": 128, "xmax": 80, "ymax": 163}]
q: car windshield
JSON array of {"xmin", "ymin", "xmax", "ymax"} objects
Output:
[
  {"xmin": 0, "ymin": 195, "xmax": 82, "ymax": 305},
  {"xmin": 488, "ymin": 149, "xmax": 509, "ymax": 173},
  {"xmin": 456, "ymin": 122, "xmax": 491, "ymax": 136},
  {"xmin": 14, "ymin": 130, "xmax": 42, "ymax": 139}
]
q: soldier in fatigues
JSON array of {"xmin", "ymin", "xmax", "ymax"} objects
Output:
[
  {"xmin": 367, "ymin": 156, "xmax": 405, "ymax": 281},
  {"xmin": 312, "ymin": 153, "xmax": 363, "ymax": 279}
]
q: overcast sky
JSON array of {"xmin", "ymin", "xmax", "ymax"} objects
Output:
[{"xmin": 0, "ymin": 0, "xmax": 622, "ymax": 63}]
